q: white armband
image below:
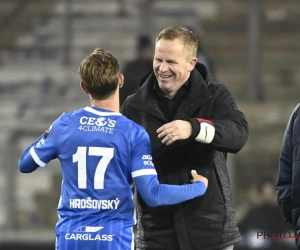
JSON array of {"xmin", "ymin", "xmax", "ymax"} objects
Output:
[{"xmin": 195, "ymin": 122, "xmax": 215, "ymax": 144}]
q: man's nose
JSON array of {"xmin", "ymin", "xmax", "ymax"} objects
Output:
[{"xmin": 159, "ymin": 61, "xmax": 168, "ymax": 72}]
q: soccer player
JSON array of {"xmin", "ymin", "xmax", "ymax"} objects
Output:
[{"xmin": 18, "ymin": 48, "xmax": 208, "ymax": 250}]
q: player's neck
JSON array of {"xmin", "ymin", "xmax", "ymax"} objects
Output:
[{"xmin": 90, "ymin": 96, "xmax": 120, "ymax": 113}]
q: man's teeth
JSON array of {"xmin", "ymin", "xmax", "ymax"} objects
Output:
[{"xmin": 160, "ymin": 75, "xmax": 171, "ymax": 78}]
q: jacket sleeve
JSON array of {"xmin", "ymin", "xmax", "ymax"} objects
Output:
[
  {"xmin": 276, "ymin": 104, "xmax": 300, "ymax": 223},
  {"xmin": 208, "ymin": 84, "xmax": 249, "ymax": 153}
]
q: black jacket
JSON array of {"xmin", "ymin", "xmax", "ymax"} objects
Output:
[
  {"xmin": 277, "ymin": 103, "xmax": 300, "ymax": 249},
  {"xmin": 121, "ymin": 63, "xmax": 249, "ymax": 250}
]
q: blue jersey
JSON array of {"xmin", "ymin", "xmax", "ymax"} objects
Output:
[{"xmin": 18, "ymin": 106, "xmax": 206, "ymax": 250}]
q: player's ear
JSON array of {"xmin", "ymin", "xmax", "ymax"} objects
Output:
[
  {"xmin": 119, "ymin": 73, "xmax": 124, "ymax": 89},
  {"xmin": 80, "ymin": 81, "xmax": 89, "ymax": 93}
]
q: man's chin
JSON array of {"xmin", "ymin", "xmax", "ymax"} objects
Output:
[
  {"xmin": 158, "ymin": 83, "xmax": 173, "ymax": 92},
  {"xmin": 158, "ymin": 78, "xmax": 173, "ymax": 86}
]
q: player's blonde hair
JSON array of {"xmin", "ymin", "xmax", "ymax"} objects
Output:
[
  {"xmin": 156, "ymin": 26, "xmax": 198, "ymax": 60},
  {"xmin": 79, "ymin": 48, "xmax": 119, "ymax": 100}
]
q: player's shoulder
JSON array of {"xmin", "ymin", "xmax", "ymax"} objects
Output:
[
  {"xmin": 120, "ymin": 116, "xmax": 149, "ymax": 140},
  {"xmin": 60, "ymin": 107, "xmax": 89, "ymax": 119},
  {"xmin": 54, "ymin": 109, "xmax": 79, "ymax": 123},
  {"xmin": 50, "ymin": 108, "xmax": 85, "ymax": 128},
  {"xmin": 121, "ymin": 115, "xmax": 146, "ymax": 132}
]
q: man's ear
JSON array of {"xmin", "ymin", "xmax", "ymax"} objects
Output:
[
  {"xmin": 80, "ymin": 81, "xmax": 89, "ymax": 93},
  {"xmin": 119, "ymin": 73, "xmax": 124, "ymax": 88},
  {"xmin": 188, "ymin": 57, "xmax": 198, "ymax": 72}
]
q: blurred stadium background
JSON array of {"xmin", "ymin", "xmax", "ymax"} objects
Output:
[{"xmin": 0, "ymin": 0, "xmax": 300, "ymax": 249}]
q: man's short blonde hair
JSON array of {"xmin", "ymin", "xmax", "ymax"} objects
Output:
[
  {"xmin": 156, "ymin": 26, "xmax": 198, "ymax": 60},
  {"xmin": 79, "ymin": 48, "xmax": 119, "ymax": 100}
]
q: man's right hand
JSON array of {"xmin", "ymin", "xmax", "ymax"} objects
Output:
[{"xmin": 191, "ymin": 170, "xmax": 208, "ymax": 189}]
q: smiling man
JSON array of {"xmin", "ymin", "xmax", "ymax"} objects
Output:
[
  {"xmin": 153, "ymin": 37, "xmax": 197, "ymax": 99},
  {"xmin": 121, "ymin": 26, "xmax": 249, "ymax": 250}
]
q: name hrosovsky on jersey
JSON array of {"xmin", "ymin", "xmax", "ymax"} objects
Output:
[{"xmin": 70, "ymin": 197, "xmax": 120, "ymax": 210}]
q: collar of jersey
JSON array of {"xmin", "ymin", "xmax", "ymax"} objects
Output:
[{"xmin": 84, "ymin": 106, "xmax": 122, "ymax": 116}]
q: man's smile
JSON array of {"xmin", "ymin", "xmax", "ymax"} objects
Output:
[{"xmin": 159, "ymin": 74, "xmax": 172, "ymax": 78}]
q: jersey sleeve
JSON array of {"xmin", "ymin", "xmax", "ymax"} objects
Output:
[
  {"xmin": 130, "ymin": 126, "xmax": 207, "ymax": 207},
  {"xmin": 18, "ymin": 117, "xmax": 62, "ymax": 172},
  {"xmin": 133, "ymin": 174, "xmax": 206, "ymax": 207},
  {"xmin": 18, "ymin": 136, "xmax": 42, "ymax": 173}
]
